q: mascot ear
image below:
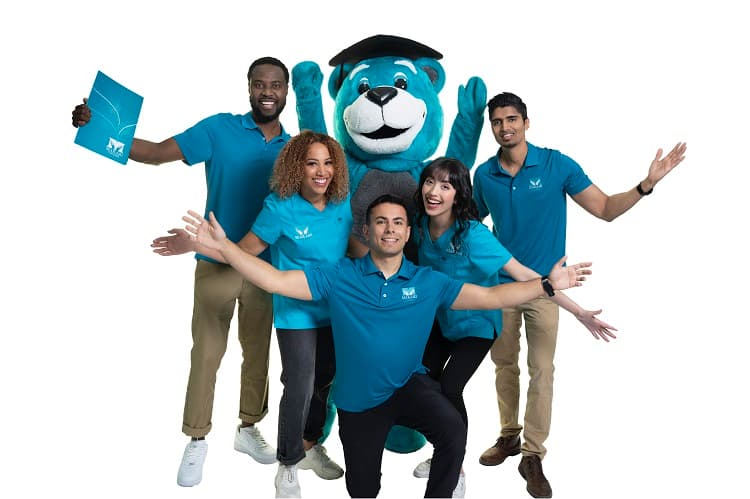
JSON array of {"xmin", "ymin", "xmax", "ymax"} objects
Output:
[
  {"xmin": 328, "ymin": 63, "xmax": 354, "ymax": 98},
  {"xmin": 415, "ymin": 57, "xmax": 446, "ymax": 94}
]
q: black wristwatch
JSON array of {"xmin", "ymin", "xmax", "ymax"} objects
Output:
[
  {"xmin": 541, "ymin": 275, "xmax": 555, "ymax": 297},
  {"xmin": 636, "ymin": 182, "xmax": 653, "ymax": 196}
]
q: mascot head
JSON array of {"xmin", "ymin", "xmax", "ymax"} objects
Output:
[{"xmin": 327, "ymin": 34, "xmax": 446, "ymax": 169}]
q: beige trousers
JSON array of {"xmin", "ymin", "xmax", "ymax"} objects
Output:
[
  {"xmin": 490, "ymin": 296, "xmax": 559, "ymax": 458},
  {"xmin": 182, "ymin": 260, "xmax": 273, "ymax": 438}
]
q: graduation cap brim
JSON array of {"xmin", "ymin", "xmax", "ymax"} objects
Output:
[{"xmin": 328, "ymin": 34, "xmax": 442, "ymax": 67}]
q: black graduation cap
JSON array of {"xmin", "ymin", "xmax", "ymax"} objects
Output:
[{"xmin": 328, "ymin": 34, "xmax": 443, "ymax": 67}]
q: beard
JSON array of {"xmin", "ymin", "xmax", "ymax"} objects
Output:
[{"xmin": 250, "ymin": 98, "xmax": 286, "ymax": 124}]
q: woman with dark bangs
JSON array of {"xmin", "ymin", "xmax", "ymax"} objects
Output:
[
  {"xmin": 182, "ymin": 130, "xmax": 351, "ymax": 497},
  {"xmin": 410, "ymin": 157, "xmax": 616, "ymax": 492}
]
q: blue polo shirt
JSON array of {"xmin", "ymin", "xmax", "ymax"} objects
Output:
[
  {"xmin": 174, "ymin": 112, "xmax": 290, "ymax": 263},
  {"xmin": 304, "ymin": 255, "xmax": 464, "ymax": 412},
  {"xmin": 473, "ymin": 142, "xmax": 591, "ymax": 283},
  {"xmin": 416, "ymin": 219, "xmax": 511, "ymax": 341},
  {"xmin": 252, "ymin": 193, "xmax": 353, "ymax": 329}
]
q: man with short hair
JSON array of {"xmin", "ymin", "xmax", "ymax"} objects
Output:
[
  {"xmin": 186, "ymin": 193, "xmax": 591, "ymax": 498},
  {"xmin": 472, "ymin": 91, "xmax": 686, "ymax": 498},
  {"xmin": 72, "ymin": 56, "xmax": 291, "ymax": 487}
]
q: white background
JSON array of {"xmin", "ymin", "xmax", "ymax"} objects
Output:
[{"xmin": 3, "ymin": 1, "xmax": 747, "ymax": 498}]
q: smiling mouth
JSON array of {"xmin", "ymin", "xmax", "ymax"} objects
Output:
[{"xmin": 363, "ymin": 125, "xmax": 408, "ymax": 140}]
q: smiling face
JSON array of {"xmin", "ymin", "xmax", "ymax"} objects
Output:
[
  {"xmin": 248, "ymin": 63, "xmax": 288, "ymax": 124},
  {"xmin": 489, "ymin": 105, "xmax": 529, "ymax": 148},
  {"xmin": 421, "ymin": 169, "xmax": 456, "ymax": 223},
  {"xmin": 299, "ymin": 142, "xmax": 335, "ymax": 202},
  {"xmin": 363, "ymin": 201, "xmax": 411, "ymax": 258}
]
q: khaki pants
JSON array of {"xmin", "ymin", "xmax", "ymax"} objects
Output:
[
  {"xmin": 182, "ymin": 260, "xmax": 273, "ymax": 438},
  {"xmin": 490, "ymin": 296, "xmax": 558, "ymax": 458}
]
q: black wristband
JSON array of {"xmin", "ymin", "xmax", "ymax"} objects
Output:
[
  {"xmin": 636, "ymin": 182, "xmax": 653, "ymax": 196},
  {"xmin": 541, "ymin": 275, "xmax": 555, "ymax": 297}
]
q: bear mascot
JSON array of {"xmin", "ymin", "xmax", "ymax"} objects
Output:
[{"xmin": 292, "ymin": 34, "xmax": 486, "ymax": 454}]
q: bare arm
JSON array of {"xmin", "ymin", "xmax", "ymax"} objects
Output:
[
  {"xmin": 452, "ymin": 257, "xmax": 589, "ymax": 310},
  {"xmin": 72, "ymin": 97, "xmax": 184, "ymax": 165},
  {"xmin": 572, "ymin": 142, "xmax": 687, "ymax": 221},
  {"xmin": 188, "ymin": 211, "xmax": 312, "ymax": 300},
  {"xmin": 503, "ymin": 258, "xmax": 617, "ymax": 341}
]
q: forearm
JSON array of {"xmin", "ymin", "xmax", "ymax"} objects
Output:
[
  {"xmin": 601, "ymin": 187, "xmax": 643, "ymax": 221},
  {"xmin": 550, "ymin": 291, "xmax": 583, "ymax": 319},
  {"xmin": 129, "ymin": 137, "xmax": 183, "ymax": 165}
]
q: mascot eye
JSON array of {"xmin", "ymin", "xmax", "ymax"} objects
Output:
[
  {"xmin": 357, "ymin": 79, "xmax": 371, "ymax": 94},
  {"xmin": 394, "ymin": 77, "xmax": 407, "ymax": 90}
]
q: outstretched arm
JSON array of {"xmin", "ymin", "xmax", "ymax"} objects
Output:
[
  {"xmin": 72, "ymin": 97, "xmax": 184, "ymax": 165},
  {"xmin": 452, "ymin": 256, "xmax": 589, "ymax": 310},
  {"xmin": 180, "ymin": 210, "xmax": 269, "ymax": 263},
  {"xmin": 187, "ymin": 211, "xmax": 312, "ymax": 300},
  {"xmin": 572, "ymin": 142, "xmax": 687, "ymax": 221},
  {"xmin": 151, "ymin": 228, "xmax": 195, "ymax": 256},
  {"xmin": 503, "ymin": 258, "xmax": 617, "ymax": 341}
]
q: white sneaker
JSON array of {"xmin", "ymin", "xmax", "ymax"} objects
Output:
[
  {"xmin": 234, "ymin": 424, "xmax": 276, "ymax": 464},
  {"xmin": 177, "ymin": 439, "xmax": 208, "ymax": 487},
  {"xmin": 413, "ymin": 457, "xmax": 431, "ymax": 478},
  {"xmin": 298, "ymin": 444, "xmax": 344, "ymax": 480},
  {"xmin": 452, "ymin": 472, "xmax": 466, "ymax": 498},
  {"xmin": 274, "ymin": 464, "xmax": 301, "ymax": 498}
]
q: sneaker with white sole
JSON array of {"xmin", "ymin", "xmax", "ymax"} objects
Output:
[
  {"xmin": 274, "ymin": 464, "xmax": 301, "ymax": 498},
  {"xmin": 298, "ymin": 444, "xmax": 344, "ymax": 480},
  {"xmin": 234, "ymin": 424, "xmax": 276, "ymax": 464},
  {"xmin": 177, "ymin": 439, "xmax": 208, "ymax": 487},
  {"xmin": 413, "ymin": 457, "xmax": 431, "ymax": 478},
  {"xmin": 452, "ymin": 472, "xmax": 466, "ymax": 498}
]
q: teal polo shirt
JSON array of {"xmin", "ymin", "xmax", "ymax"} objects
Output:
[
  {"xmin": 252, "ymin": 193, "xmax": 353, "ymax": 329},
  {"xmin": 304, "ymin": 255, "xmax": 463, "ymax": 412},
  {"xmin": 174, "ymin": 112, "xmax": 290, "ymax": 263},
  {"xmin": 473, "ymin": 142, "xmax": 591, "ymax": 283},
  {"xmin": 416, "ymin": 219, "xmax": 511, "ymax": 341}
]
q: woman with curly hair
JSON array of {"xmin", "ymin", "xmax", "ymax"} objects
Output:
[
  {"xmin": 410, "ymin": 157, "xmax": 616, "ymax": 493},
  {"xmin": 181, "ymin": 130, "xmax": 352, "ymax": 497}
]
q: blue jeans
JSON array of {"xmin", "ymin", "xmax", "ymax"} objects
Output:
[
  {"xmin": 337, "ymin": 373, "xmax": 466, "ymax": 497},
  {"xmin": 276, "ymin": 326, "xmax": 335, "ymax": 465}
]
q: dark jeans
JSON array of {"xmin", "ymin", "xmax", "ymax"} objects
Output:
[
  {"xmin": 276, "ymin": 326, "xmax": 335, "ymax": 465},
  {"xmin": 422, "ymin": 320, "xmax": 494, "ymax": 426},
  {"xmin": 337, "ymin": 373, "xmax": 466, "ymax": 498}
]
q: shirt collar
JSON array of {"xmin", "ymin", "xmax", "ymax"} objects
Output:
[
  {"xmin": 355, "ymin": 253, "xmax": 418, "ymax": 280},
  {"xmin": 240, "ymin": 113, "xmax": 290, "ymax": 140},
  {"xmin": 489, "ymin": 141, "xmax": 541, "ymax": 175}
]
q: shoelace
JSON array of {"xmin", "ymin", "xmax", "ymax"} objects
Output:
[
  {"xmin": 184, "ymin": 442, "xmax": 205, "ymax": 464},
  {"xmin": 248, "ymin": 427, "xmax": 272, "ymax": 450}
]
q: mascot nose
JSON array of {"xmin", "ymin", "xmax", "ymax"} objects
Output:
[{"xmin": 366, "ymin": 86, "xmax": 398, "ymax": 107}]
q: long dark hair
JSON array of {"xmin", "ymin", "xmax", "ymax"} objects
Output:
[{"xmin": 413, "ymin": 157, "xmax": 479, "ymax": 250}]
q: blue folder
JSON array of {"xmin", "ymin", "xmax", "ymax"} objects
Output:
[{"xmin": 74, "ymin": 71, "xmax": 143, "ymax": 164}]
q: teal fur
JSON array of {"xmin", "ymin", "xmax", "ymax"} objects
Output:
[{"xmin": 292, "ymin": 47, "xmax": 486, "ymax": 454}]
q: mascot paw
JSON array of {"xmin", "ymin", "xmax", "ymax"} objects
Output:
[
  {"xmin": 292, "ymin": 61, "xmax": 324, "ymax": 99},
  {"xmin": 457, "ymin": 76, "xmax": 487, "ymax": 118}
]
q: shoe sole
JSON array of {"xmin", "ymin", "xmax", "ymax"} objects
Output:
[
  {"xmin": 297, "ymin": 462, "xmax": 343, "ymax": 480},
  {"xmin": 478, "ymin": 447, "xmax": 520, "ymax": 466},
  {"xmin": 234, "ymin": 441, "xmax": 277, "ymax": 465},
  {"xmin": 413, "ymin": 467, "xmax": 430, "ymax": 479}
]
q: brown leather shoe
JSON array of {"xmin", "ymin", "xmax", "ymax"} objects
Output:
[
  {"xmin": 478, "ymin": 435, "xmax": 521, "ymax": 466},
  {"xmin": 518, "ymin": 455, "xmax": 552, "ymax": 498}
]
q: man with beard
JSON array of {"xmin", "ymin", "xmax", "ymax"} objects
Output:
[{"xmin": 71, "ymin": 56, "xmax": 291, "ymax": 487}]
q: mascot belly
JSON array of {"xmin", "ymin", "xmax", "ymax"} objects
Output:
[{"xmin": 293, "ymin": 34, "xmax": 486, "ymax": 454}]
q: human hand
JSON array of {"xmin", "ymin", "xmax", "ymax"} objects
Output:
[
  {"xmin": 72, "ymin": 97, "xmax": 91, "ymax": 128},
  {"xmin": 575, "ymin": 309, "xmax": 618, "ymax": 342},
  {"xmin": 151, "ymin": 228, "xmax": 194, "ymax": 256},
  {"xmin": 549, "ymin": 256, "xmax": 591, "ymax": 291},
  {"xmin": 644, "ymin": 142, "xmax": 687, "ymax": 188},
  {"xmin": 184, "ymin": 210, "xmax": 227, "ymax": 251}
]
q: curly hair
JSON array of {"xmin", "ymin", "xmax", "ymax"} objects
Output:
[
  {"xmin": 413, "ymin": 157, "xmax": 480, "ymax": 250},
  {"xmin": 269, "ymin": 130, "xmax": 349, "ymax": 202}
]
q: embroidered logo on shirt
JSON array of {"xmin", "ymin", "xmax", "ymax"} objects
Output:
[
  {"xmin": 528, "ymin": 177, "xmax": 543, "ymax": 190},
  {"xmin": 294, "ymin": 226, "xmax": 312, "ymax": 239},
  {"xmin": 401, "ymin": 287, "xmax": 418, "ymax": 300},
  {"xmin": 446, "ymin": 241, "xmax": 465, "ymax": 256}
]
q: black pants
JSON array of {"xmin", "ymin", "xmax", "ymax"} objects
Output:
[
  {"xmin": 422, "ymin": 320, "xmax": 494, "ymax": 426},
  {"xmin": 337, "ymin": 373, "xmax": 466, "ymax": 498}
]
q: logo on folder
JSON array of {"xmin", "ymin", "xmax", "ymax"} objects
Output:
[{"xmin": 106, "ymin": 138, "xmax": 125, "ymax": 158}]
